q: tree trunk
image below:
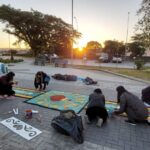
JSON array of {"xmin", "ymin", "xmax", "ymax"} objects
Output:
[{"xmin": 10, "ymin": 50, "xmax": 14, "ymax": 61}]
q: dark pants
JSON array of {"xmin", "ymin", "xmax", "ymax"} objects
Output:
[
  {"xmin": 34, "ymin": 82, "xmax": 47, "ymax": 90},
  {"xmin": 142, "ymin": 86, "xmax": 150, "ymax": 105},
  {"xmin": 86, "ymin": 106, "xmax": 108, "ymax": 123},
  {"xmin": 0, "ymin": 84, "xmax": 15, "ymax": 96}
]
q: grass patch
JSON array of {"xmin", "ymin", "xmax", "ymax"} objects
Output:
[
  {"xmin": 0, "ymin": 59, "xmax": 24, "ymax": 63},
  {"xmin": 112, "ymin": 69, "xmax": 150, "ymax": 81},
  {"xmin": 70, "ymin": 64, "xmax": 150, "ymax": 81}
]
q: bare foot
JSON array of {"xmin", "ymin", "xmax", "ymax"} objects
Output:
[
  {"xmin": 6, "ymin": 96, "xmax": 15, "ymax": 100},
  {"xmin": 4, "ymin": 95, "xmax": 8, "ymax": 98},
  {"xmin": 0, "ymin": 95, "xmax": 4, "ymax": 99}
]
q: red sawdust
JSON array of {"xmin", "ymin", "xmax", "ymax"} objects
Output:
[{"xmin": 50, "ymin": 95, "xmax": 66, "ymax": 101}]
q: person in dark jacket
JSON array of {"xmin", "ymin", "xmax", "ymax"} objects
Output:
[
  {"xmin": 0, "ymin": 72, "xmax": 17, "ymax": 98},
  {"xmin": 142, "ymin": 86, "xmax": 150, "ymax": 105},
  {"xmin": 85, "ymin": 88, "xmax": 108, "ymax": 127},
  {"xmin": 114, "ymin": 86, "xmax": 148, "ymax": 124},
  {"xmin": 34, "ymin": 71, "xmax": 50, "ymax": 90}
]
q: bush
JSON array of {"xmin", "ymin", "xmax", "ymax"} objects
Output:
[
  {"xmin": 16, "ymin": 53, "xmax": 33, "ymax": 57},
  {"xmin": 134, "ymin": 59, "xmax": 145, "ymax": 70},
  {"xmin": 0, "ymin": 58, "xmax": 24, "ymax": 63}
]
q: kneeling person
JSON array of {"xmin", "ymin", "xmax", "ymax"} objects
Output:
[{"xmin": 85, "ymin": 88, "xmax": 108, "ymax": 127}]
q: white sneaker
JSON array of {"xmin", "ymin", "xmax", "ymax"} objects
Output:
[
  {"xmin": 96, "ymin": 118, "xmax": 103, "ymax": 127},
  {"xmin": 84, "ymin": 115, "xmax": 91, "ymax": 124}
]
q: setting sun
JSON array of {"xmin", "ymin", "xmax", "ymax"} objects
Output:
[{"xmin": 78, "ymin": 47, "xmax": 83, "ymax": 52}]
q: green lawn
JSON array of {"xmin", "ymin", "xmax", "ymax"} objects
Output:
[
  {"xmin": 110, "ymin": 68, "xmax": 150, "ymax": 81},
  {"xmin": 70, "ymin": 64, "xmax": 150, "ymax": 81}
]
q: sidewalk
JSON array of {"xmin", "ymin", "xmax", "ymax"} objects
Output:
[
  {"xmin": 0, "ymin": 78, "xmax": 150, "ymax": 150},
  {"xmin": 0, "ymin": 58, "xmax": 150, "ymax": 150}
]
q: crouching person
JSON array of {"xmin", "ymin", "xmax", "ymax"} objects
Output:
[
  {"xmin": 114, "ymin": 86, "xmax": 148, "ymax": 125},
  {"xmin": 85, "ymin": 88, "xmax": 108, "ymax": 127},
  {"xmin": 34, "ymin": 71, "xmax": 50, "ymax": 91},
  {"xmin": 0, "ymin": 72, "xmax": 17, "ymax": 99}
]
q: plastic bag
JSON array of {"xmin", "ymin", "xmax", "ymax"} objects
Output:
[{"xmin": 51, "ymin": 110, "xmax": 84, "ymax": 144}]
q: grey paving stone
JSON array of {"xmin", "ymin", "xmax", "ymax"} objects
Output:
[{"xmin": 0, "ymin": 63, "xmax": 149, "ymax": 150}]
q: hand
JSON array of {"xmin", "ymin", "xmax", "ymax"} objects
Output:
[
  {"xmin": 113, "ymin": 109, "xmax": 120, "ymax": 115},
  {"xmin": 14, "ymin": 81, "xmax": 18, "ymax": 85},
  {"xmin": 114, "ymin": 108, "xmax": 118, "ymax": 111},
  {"xmin": 15, "ymin": 81, "xmax": 18, "ymax": 84}
]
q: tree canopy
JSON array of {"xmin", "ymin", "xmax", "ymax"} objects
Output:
[
  {"xmin": 85, "ymin": 41, "xmax": 102, "ymax": 59},
  {"xmin": 103, "ymin": 40, "xmax": 125, "ymax": 58},
  {"xmin": 0, "ymin": 5, "xmax": 81, "ymax": 56},
  {"xmin": 86, "ymin": 41, "xmax": 102, "ymax": 50},
  {"xmin": 128, "ymin": 42, "xmax": 145, "ymax": 58},
  {"xmin": 134, "ymin": 0, "xmax": 150, "ymax": 49}
]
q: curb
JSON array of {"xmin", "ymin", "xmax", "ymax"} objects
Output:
[
  {"xmin": 98, "ymin": 69, "xmax": 150, "ymax": 85},
  {"xmin": 70, "ymin": 65, "xmax": 150, "ymax": 85}
]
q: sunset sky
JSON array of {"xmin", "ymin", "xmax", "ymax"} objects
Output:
[{"xmin": 0, "ymin": 0, "xmax": 142, "ymax": 49}]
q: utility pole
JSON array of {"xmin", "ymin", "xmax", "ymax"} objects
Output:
[
  {"xmin": 125, "ymin": 12, "xmax": 130, "ymax": 59},
  {"xmin": 71, "ymin": 0, "xmax": 74, "ymax": 64},
  {"xmin": 74, "ymin": 16, "xmax": 78, "ymax": 30},
  {"xmin": 8, "ymin": 34, "xmax": 10, "ymax": 49}
]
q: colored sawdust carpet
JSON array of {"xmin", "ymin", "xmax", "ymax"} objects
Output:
[
  {"xmin": 14, "ymin": 87, "xmax": 43, "ymax": 98},
  {"xmin": 105, "ymin": 101, "xmax": 119, "ymax": 113},
  {"xmin": 25, "ymin": 90, "xmax": 89, "ymax": 113},
  {"xmin": 25, "ymin": 91, "xmax": 150, "ymax": 121}
]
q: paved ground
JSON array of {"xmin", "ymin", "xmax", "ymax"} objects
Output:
[{"xmin": 0, "ymin": 58, "xmax": 150, "ymax": 150}]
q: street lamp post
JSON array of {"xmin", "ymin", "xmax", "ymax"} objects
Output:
[
  {"xmin": 73, "ymin": 16, "xmax": 78, "ymax": 30},
  {"xmin": 71, "ymin": 0, "xmax": 74, "ymax": 64},
  {"xmin": 73, "ymin": 16, "xmax": 79, "ymax": 59},
  {"xmin": 8, "ymin": 33, "xmax": 10, "ymax": 49},
  {"xmin": 125, "ymin": 12, "xmax": 130, "ymax": 60}
]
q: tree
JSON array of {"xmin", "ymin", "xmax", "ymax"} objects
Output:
[
  {"xmin": 103, "ymin": 40, "xmax": 125, "ymax": 59},
  {"xmin": 86, "ymin": 41, "xmax": 102, "ymax": 59},
  {"xmin": 86, "ymin": 41, "xmax": 102, "ymax": 50},
  {"xmin": 128, "ymin": 42, "xmax": 146, "ymax": 58},
  {"xmin": 134, "ymin": 0, "xmax": 150, "ymax": 49},
  {"xmin": 9, "ymin": 50, "xmax": 17, "ymax": 61},
  {"xmin": 0, "ymin": 5, "xmax": 81, "ymax": 57}
]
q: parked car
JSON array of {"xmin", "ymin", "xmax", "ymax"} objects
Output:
[
  {"xmin": 49, "ymin": 53, "xmax": 59, "ymax": 63},
  {"xmin": 112, "ymin": 57, "xmax": 122, "ymax": 63},
  {"xmin": 99, "ymin": 53, "xmax": 109, "ymax": 63}
]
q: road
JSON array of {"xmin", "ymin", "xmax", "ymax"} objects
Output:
[{"xmin": 8, "ymin": 57, "xmax": 149, "ymax": 99}]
